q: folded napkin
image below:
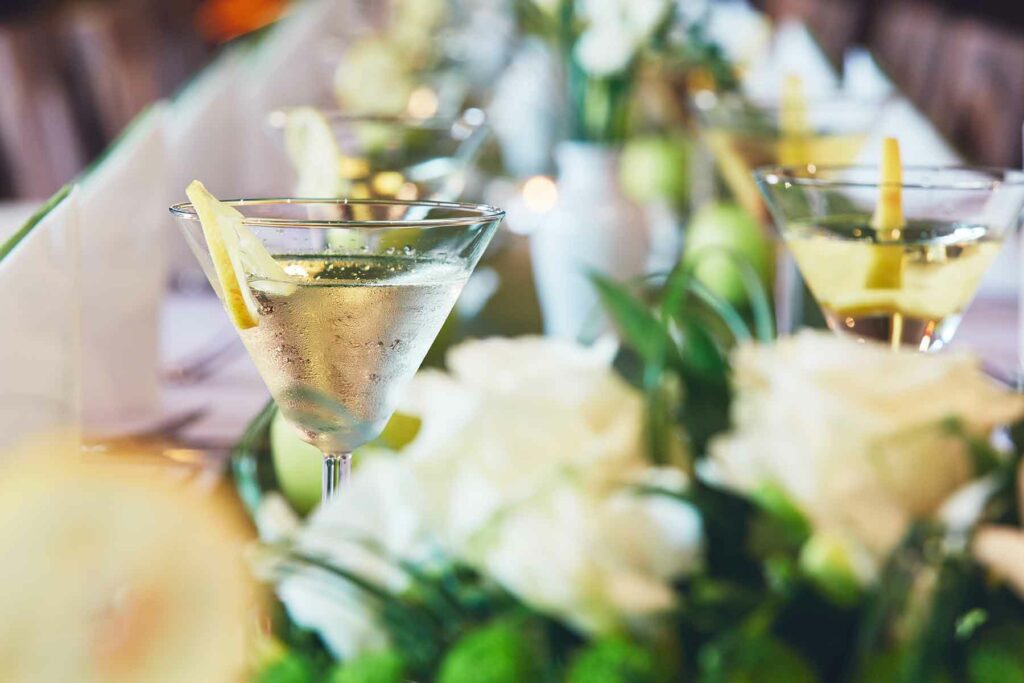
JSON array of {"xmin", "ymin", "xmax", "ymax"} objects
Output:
[
  {"xmin": 741, "ymin": 19, "xmax": 840, "ymax": 101},
  {"xmin": 166, "ymin": 51, "xmax": 250, "ymax": 289},
  {"xmin": 0, "ymin": 188, "xmax": 79, "ymax": 452},
  {"xmin": 79, "ymin": 104, "xmax": 168, "ymax": 433}
]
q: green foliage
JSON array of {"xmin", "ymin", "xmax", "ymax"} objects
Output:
[
  {"xmin": 565, "ymin": 638, "xmax": 661, "ymax": 683},
  {"xmin": 968, "ymin": 624, "xmax": 1024, "ymax": 683},
  {"xmin": 329, "ymin": 651, "xmax": 406, "ymax": 683},
  {"xmin": 698, "ymin": 634, "xmax": 818, "ymax": 683},
  {"xmin": 438, "ymin": 617, "xmax": 549, "ymax": 683},
  {"xmin": 254, "ymin": 652, "xmax": 315, "ymax": 683}
]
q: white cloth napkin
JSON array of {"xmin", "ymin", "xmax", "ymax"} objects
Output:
[
  {"xmin": 79, "ymin": 104, "xmax": 169, "ymax": 433},
  {"xmin": 741, "ymin": 19, "xmax": 840, "ymax": 100},
  {"xmin": 166, "ymin": 50, "xmax": 251, "ymax": 289},
  {"xmin": 0, "ymin": 189, "xmax": 79, "ymax": 452}
]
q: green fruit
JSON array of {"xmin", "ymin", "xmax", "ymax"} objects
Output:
[
  {"xmin": 437, "ymin": 618, "xmax": 546, "ymax": 683},
  {"xmin": 566, "ymin": 638, "xmax": 661, "ymax": 683},
  {"xmin": 376, "ymin": 411, "xmax": 421, "ymax": 450},
  {"xmin": 270, "ymin": 411, "xmax": 323, "ymax": 515},
  {"xmin": 799, "ymin": 532, "xmax": 863, "ymax": 606},
  {"xmin": 270, "ymin": 408, "xmax": 422, "ymax": 515},
  {"xmin": 619, "ymin": 135, "xmax": 691, "ymax": 206},
  {"xmin": 330, "ymin": 650, "xmax": 405, "ymax": 683},
  {"xmin": 683, "ymin": 202, "xmax": 773, "ymax": 305}
]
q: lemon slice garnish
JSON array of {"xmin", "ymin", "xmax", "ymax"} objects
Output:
[
  {"xmin": 778, "ymin": 74, "xmax": 809, "ymax": 166},
  {"xmin": 865, "ymin": 138, "xmax": 905, "ymax": 290},
  {"xmin": 284, "ymin": 107, "xmax": 345, "ymax": 198},
  {"xmin": 186, "ymin": 181, "xmax": 294, "ymax": 330}
]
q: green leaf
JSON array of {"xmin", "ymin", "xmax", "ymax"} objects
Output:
[
  {"xmin": 851, "ymin": 523, "xmax": 973, "ymax": 682},
  {"xmin": 591, "ymin": 272, "xmax": 677, "ymax": 372},
  {"xmin": 968, "ymin": 624, "xmax": 1024, "ymax": 683},
  {"xmin": 680, "ymin": 247, "xmax": 774, "ymax": 343},
  {"xmin": 686, "ymin": 278, "xmax": 753, "ymax": 344},
  {"xmin": 698, "ymin": 635, "xmax": 818, "ymax": 683}
]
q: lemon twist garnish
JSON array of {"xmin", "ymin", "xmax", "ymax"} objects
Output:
[
  {"xmin": 779, "ymin": 74, "xmax": 809, "ymax": 166},
  {"xmin": 284, "ymin": 107, "xmax": 345, "ymax": 198},
  {"xmin": 186, "ymin": 181, "xmax": 294, "ymax": 330},
  {"xmin": 865, "ymin": 138, "xmax": 905, "ymax": 291},
  {"xmin": 705, "ymin": 131, "xmax": 765, "ymax": 221}
]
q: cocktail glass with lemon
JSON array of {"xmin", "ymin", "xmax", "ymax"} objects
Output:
[
  {"xmin": 692, "ymin": 86, "xmax": 886, "ymax": 331},
  {"xmin": 274, "ymin": 107, "xmax": 489, "ymax": 202},
  {"xmin": 755, "ymin": 151, "xmax": 1024, "ymax": 350},
  {"xmin": 171, "ymin": 183, "xmax": 503, "ymax": 501}
]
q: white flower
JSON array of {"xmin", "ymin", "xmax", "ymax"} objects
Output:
[
  {"xmin": 273, "ymin": 456, "xmax": 432, "ymax": 660},
  {"xmin": 401, "ymin": 337, "xmax": 649, "ymax": 549},
  {"xmin": 401, "ymin": 337, "xmax": 701, "ymax": 633},
  {"xmin": 474, "ymin": 473, "xmax": 701, "ymax": 634},
  {"xmin": 276, "ymin": 336, "xmax": 703, "ymax": 648},
  {"xmin": 973, "ymin": 526, "xmax": 1024, "ymax": 599},
  {"xmin": 574, "ymin": 23, "xmax": 637, "ymax": 77},
  {"xmin": 707, "ymin": 331, "xmax": 1024, "ymax": 583},
  {"xmin": 623, "ymin": 0, "xmax": 671, "ymax": 40}
]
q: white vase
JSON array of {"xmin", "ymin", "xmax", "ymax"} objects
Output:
[{"xmin": 530, "ymin": 142, "xmax": 649, "ymax": 340}]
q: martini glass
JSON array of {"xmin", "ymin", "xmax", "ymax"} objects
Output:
[
  {"xmin": 754, "ymin": 165, "xmax": 1024, "ymax": 351},
  {"xmin": 170, "ymin": 198, "xmax": 503, "ymax": 501},
  {"xmin": 270, "ymin": 108, "xmax": 490, "ymax": 201},
  {"xmin": 692, "ymin": 91, "xmax": 886, "ymax": 331}
]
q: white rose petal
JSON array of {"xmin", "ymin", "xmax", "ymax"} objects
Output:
[
  {"xmin": 575, "ymin": 24, "xmax": 637, "ymax": 77},
  {"xmin": 973, "ymin": 525, "xmax": 1024, "ymax": 598},
  {"xmin": 474, "ymin": 483, "xmax": 700, "ymax": 634},
  {"xmin": 709, "ymin": 331, "xmax": 1024, "ymax": 582},
  {"xmin": 278, "ymin": 570, "xmax": 389, "ymax": 661},
  {"xmin": 624, "ymin": 0, "xmax": 671, "ymax": 40},
  {"xmin": 254, "ymin": 493, "xmax": 302, "ymax": 544}
]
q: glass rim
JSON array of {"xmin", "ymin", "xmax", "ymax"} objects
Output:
[
  {"xmin": 266, "ymin": 107, "xmax": 488, "ymax": 133},
  {"xmin": 753, "ymin": 164, "xmax": 1024, "ymax": 191},
  {"xmin": 169, "ymin": 197, "xmax": 505, "ymax": 229}
]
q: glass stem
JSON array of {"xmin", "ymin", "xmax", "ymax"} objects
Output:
[{"xmin": 322, "ymin": 452, "xmax": 352, "ymax": 502}]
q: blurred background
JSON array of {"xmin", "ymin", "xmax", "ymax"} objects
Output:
[{"xmin": 0, "ymin": 0, "xmax": 1021, "ymax": 201}]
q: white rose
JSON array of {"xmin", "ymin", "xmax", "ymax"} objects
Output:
[
  {"xmin": 402, "ymin": 337, "xmax": 652, "ymax": 549},
  {"xmin": 474, "ymin": 469, "xmax": 702, "ymax": 634},
  {"xmin": 274, "ymin": 456, "xmax": 432, "ymax": 660},
  {"xmin": 708, "ymin": 331, "xmax": 1024, "ymax": 582},
  {"xmin": 398, "ymin": 337, "xmax": 701, "ymax": 633},
  {"xmin": 624, "ymin": 0, "xmax": 671, "ymax": 40},
  {"xmin": 574, "ymin": 23, "xmax": 637, "ymax": 77},
  {"xmin": 274, "ymin": 337, "xmax": 702, "ymax": 647}
]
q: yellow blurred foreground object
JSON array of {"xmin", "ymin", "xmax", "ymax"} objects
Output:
[{"xmin": 0, "ymin": 437, "xmax": 257, "ymax": 682}]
